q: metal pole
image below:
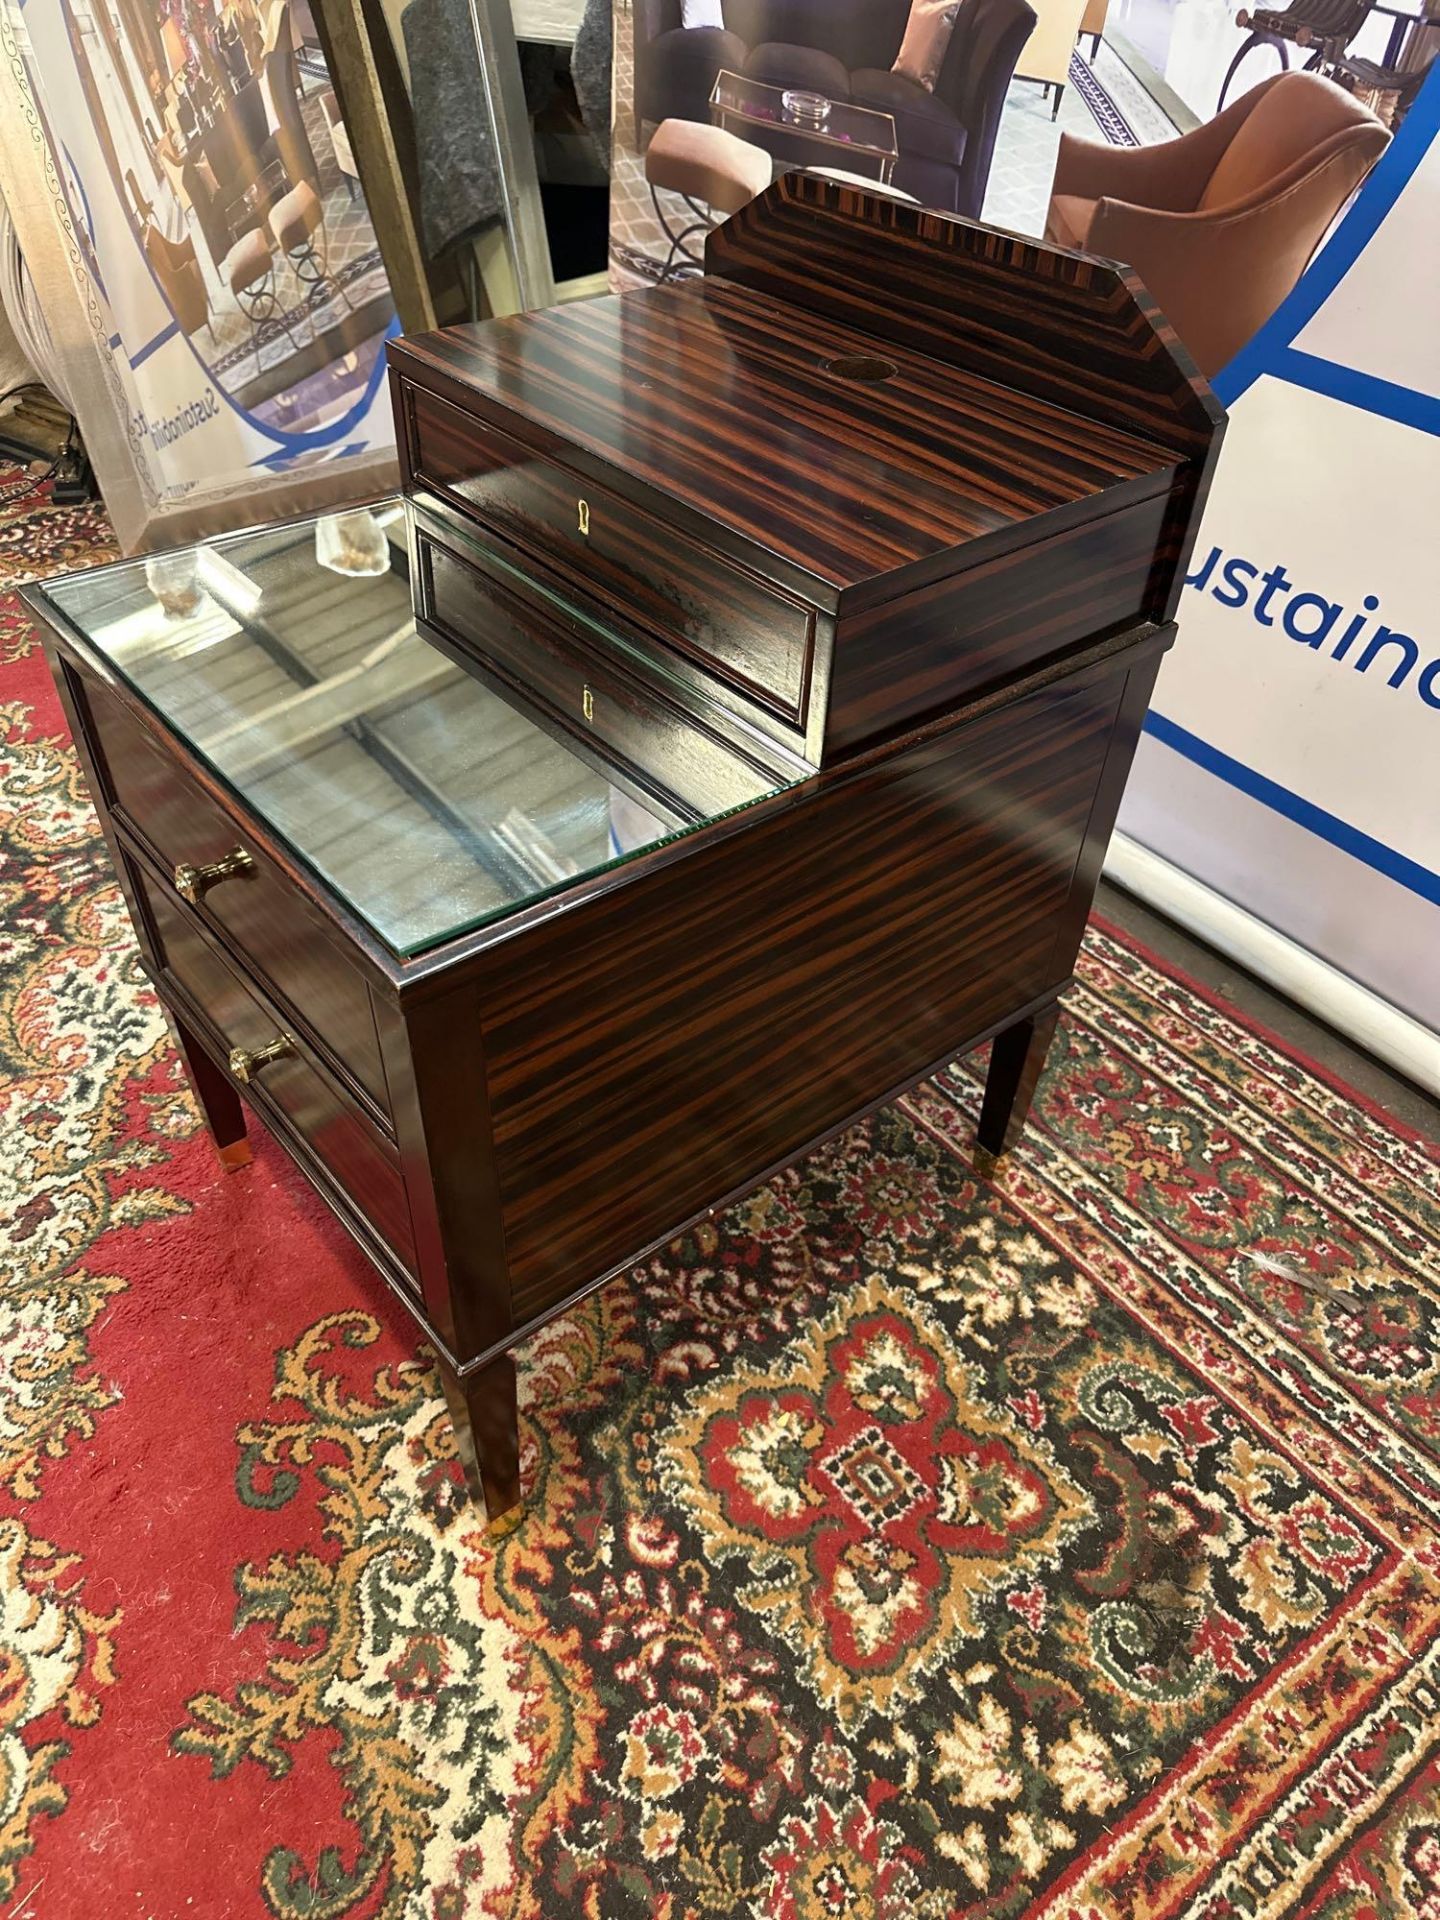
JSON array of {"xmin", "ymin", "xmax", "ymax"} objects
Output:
[{"xmin": 463, "ymin": 0, "xmax": 557, "ymax": 313}]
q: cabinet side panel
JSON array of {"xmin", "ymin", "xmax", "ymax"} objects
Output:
[
  {"xmin": 483, "ymin": 667, "xmax": 1129, "ymax": 1323},
  {"xmin": 826, "ymin": 493, "xmax": 1171, "ymax": 756},
  {"xmin": 391, "ymin": 987, "xmax": 516, "ymax": 1366}
]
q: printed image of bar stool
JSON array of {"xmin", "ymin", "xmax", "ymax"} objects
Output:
[
  {"xmin": 225, "ymin": 226, "xmax": 300, "ymax": 377},
  {"xmin": 271, "ymin": 178, "xmax": 351, "ymax": 330},
  {"xmin": 643, "ymin": 120, "xmax": 773, "ymax": 281}
]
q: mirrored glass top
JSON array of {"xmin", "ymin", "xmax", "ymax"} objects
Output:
[{"xmin": 39, "ymin": 502, "xmax": 793, "ymax": 957}]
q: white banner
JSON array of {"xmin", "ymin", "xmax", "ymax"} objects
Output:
[
  {"xmin": 1119, "ymin": 71, "xmax": 1440, "ymax": 1041},
  {"xmin": 1, "ymin": 0, "xmax": 398, "ymax": 545}
]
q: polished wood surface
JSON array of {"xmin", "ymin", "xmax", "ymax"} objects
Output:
[
  {"xmin": 391, "ymin": 178, "xmax": 1220, "ymax": 766},
  {"xmin": 410, "ymin": 491, "xmax": 824, "ymax": 773},
  {"xmin": 29, "ymin": 185, "xmax": 1224, "ymax": 1526},
  {"xmin": 391, "ymin": 282, "xmax": 1178, "ymax": 603},
  {"xmin": 416, "ymin": 527, "xmax": 789, "ymax": 816},
  {"xmin": 976, "ymin": 1002, "xmax": 1063, "ymax": 1172},
  {"xmin": 706, "ymin": 173, "xmax": 1222, "ymax": 458},
  {"xmin": 826, "ymin": 490, "xmax": 1174, "ymax": 754},
  {"xmin": 442, "ymin": 1358, "xmax": 521, "ymax": 1535},
  {"xmin": 128, "ymin": 851, "xmax": 419, "ymax": 1280},
  {"xmin": 474, "ymin": 628, "xmax": 1169, "ymax": 1329},
  {"xmin": 169, "ymin": 1007, "xmax": 251, "ymax": 1170},
  {"xmin": 403, "ymin": 380, "xmax": 818, "ymax": 730},
  {"xmin": 706, "ymin": 175, "xmax": 1225, "ymax": 628}
]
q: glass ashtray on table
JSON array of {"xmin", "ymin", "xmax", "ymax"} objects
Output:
[{"xmin": 708, "ymin": 71, "xmax": 899, "ymax": 185}]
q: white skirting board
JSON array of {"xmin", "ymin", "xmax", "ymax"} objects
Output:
[{"xmin": 1102, "ymin": 832, "xmax": 1440, "ymax": 1101}]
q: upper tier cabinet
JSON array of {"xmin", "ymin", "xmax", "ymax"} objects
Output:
[{"xmin": 388, "ymin": 174, "xmax": 1223, "ymax": 770}]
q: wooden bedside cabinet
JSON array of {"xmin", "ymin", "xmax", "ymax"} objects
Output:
[{"xmin": 25, "ymin": 179, "xmax": 1222, "ymax": 1530}]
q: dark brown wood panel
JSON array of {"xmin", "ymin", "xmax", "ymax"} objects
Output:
[
  {"xmin": 388, "ymin": 989, "xmax": 515, "ymax": 1364},
  {"xmin": 477, "ymin": 657, "xmax": 1138, "ymax": 1324},
  {"xmin": 705, "ymin": 173, "xmax": 1223, "ymax": 456},
  {"xmin": 70, "ymin": 668, "xmax": 391, "ymax": 1121},
  {"xmin": 827, "ymin": 490, "xmax": 1173, "ymax": 753},
  {"xmin": 402, "ymin": 379, "xmax": 818, "ymax": 729},
  {"xmin": 703, "ymin": 177, "xmax": 1225, "ymax": 630},
  {"xmin": 30, "ymin": 162, "xmax": 1226, "ymax": 1530},
  {"xmin": 390, "ymin": 283, "xmax": 1180, "ymax": 606},
  {"xmin": 417, "ymin": 529, "xmax": 784, "ymax": 818},
  {"xmin": 129, "ymin": 855, "xmax": 419, "ymax": 1283}
]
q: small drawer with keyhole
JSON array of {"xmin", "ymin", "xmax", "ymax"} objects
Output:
[
  {"xmin": 401, "ymin": 379, "xmax": 816, "ymax": 734},
  {"xmin": 417, "ymin": 529, "xmax": 782, "ymax": 820}
]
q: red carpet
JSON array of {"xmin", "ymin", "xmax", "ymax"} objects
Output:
[{"xmin": 2, "ymin": 473, "xmax": 1438, "ymax": 1920}]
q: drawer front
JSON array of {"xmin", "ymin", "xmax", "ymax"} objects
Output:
[
  {"xmin": 403, "ymin": 380, "xmax": 815, "ymax": 729},
  {"xmin": 132, "ymin": 859, "xmax": 418, "ymax": 1284},
  {"xmin": 69, "ymin": 666, "xmax": 391, "ymax": 1122},
  {"xmin": 417, "ymin": 530, "xmax": 779, "ymax": 820}
]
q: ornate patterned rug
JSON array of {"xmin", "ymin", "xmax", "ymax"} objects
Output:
[{"xmin": 3, "ymin": 473, "xmax": 1438, "ymax": 1920}]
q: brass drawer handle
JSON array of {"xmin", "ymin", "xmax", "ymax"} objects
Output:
[
  {"xmin": 174, "ymin": 848, "xmax": 253, "ymax": 906},
  {"xmin": 227, "ymin": 1035, "xmax": 293, "ymax": 1083}
]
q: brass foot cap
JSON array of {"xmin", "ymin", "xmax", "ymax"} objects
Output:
[
  {"xmin": 218, "ymin": 1139, "xmax": 253, "ymax": 1171},
  {"xmin": 973, "ymin": 1145, "xmax": 1000, "ymax": 1180},
  {"xmin": 485, "ymin": 1503, "xmax": 525, "ymax": 1541}
]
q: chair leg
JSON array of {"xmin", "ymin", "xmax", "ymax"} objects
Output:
[
  {"xmin": 649, "ymin": 183, "xmax": 713, "ymax": 282},
  {"xmin": 237, "ymin": 270, "xmax": 302, "ymax": 372}
]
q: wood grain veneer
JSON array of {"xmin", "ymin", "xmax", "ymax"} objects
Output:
[
  {"xmin": 392, "ymin": 281, "xmax": 1179, "ymax": 600},
  {"xmin": 28, "ymin": 181, "xmax": 1224, "ymax": 1531},
  {"xmin": 476, "ymin": 633, "xmax": 1169, "ymax": 1327},
  {"xmin": 67, "ymin": 663, "xmax": 393, "ymax": 1121},
  {"xmin": 391, "ymin": 176, "xmax": 1220, "ymax": 768}
]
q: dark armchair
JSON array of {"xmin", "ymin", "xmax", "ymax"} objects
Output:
[
  {"xmin": 633, "ymin": 0, "xmax": 748, "ymax": 146},
  {"xmin": 634, "ymin": 0, "xmax": 1035, "ymax": 217}
]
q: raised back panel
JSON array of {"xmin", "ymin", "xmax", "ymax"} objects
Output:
[{"xmin": 705, "ymin": 173, "xmax": 1223, "ymax": 461}]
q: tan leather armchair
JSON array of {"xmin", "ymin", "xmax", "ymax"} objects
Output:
[
  {"xmin": 1045, "ymin": 71, "xmax": 1389, "ymax": 375},
  {"xmin": 142, "ymin": 225, "xmax": 212, "ymax": 345}
]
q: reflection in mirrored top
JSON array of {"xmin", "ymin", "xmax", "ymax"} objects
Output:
[{"xmin": 40, "ymin": 503, "xmax": 793, "ymax": 955}]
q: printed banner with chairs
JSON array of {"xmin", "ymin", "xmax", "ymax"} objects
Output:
[{"xmin": 0, "ymin": 0, "xmax": 399, "ymax": 546}]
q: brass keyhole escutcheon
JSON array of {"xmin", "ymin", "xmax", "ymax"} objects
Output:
[
  {"xmin": 582, "ymin": 686, "xmax": 595, "ymax": 723},
  {"xmin": 173, "ymin": 846, "xmax": 254, "ymax": 906},
  {"xmin": 577, "ymin": 498, "xmax": 590, "ymax": 536},
  {"xmin": 227, "ymin": 1035, "xmax": 293, "ymax": 1084}
]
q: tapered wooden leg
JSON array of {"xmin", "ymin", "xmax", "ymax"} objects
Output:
[
  {"xmin": 439, "ymin": 1353, "xmax": 523, "ymax": 1537},
  {"xmin": 975, "ymin": 1002, "xmax": 1061, "ymax": 1176},
  {"xmin": 170, "ymin": 1012, "xmax": 251, "ymax": 1170}
]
